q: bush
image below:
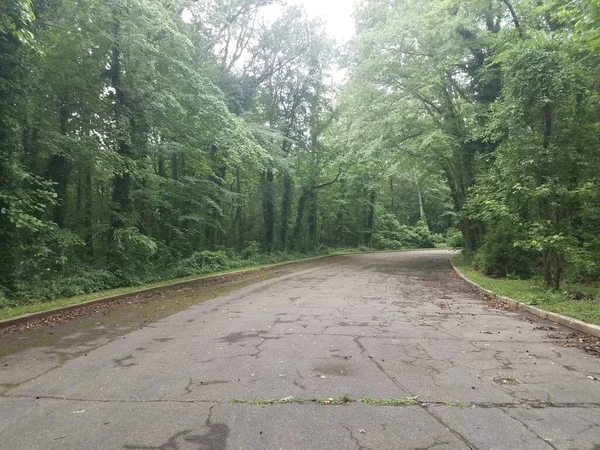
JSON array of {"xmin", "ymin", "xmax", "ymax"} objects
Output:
[
  {"xmin": 373, "ymin": 214, "xmax": 437, "ymax": 250},
  {"xmin": 473, "ymin": 222, "xmax": 537, "ymax": 278},
  {"xmin": 9, "ymin": 268, "xmax": 119, "ymax": 304},
  {"xmin": 111, "ymin": 227, "xmax": 158, "ymax": 283},
  {"xmin": 172, "ymin": 250, "xmax": 237, "ymax": 277},
  {"xmin": 241, "ymin": 241, "xmax": 261, "ymax": 260},
  {"xmin": 443, "ymin": 227, "xmax": 464, "ymax": 248}
]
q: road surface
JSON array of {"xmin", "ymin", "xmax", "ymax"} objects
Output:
[{"xmin": 1, "ymin": 250, "xmax": 600, "ymax": 449}]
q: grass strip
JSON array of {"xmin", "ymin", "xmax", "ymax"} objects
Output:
[{"xmin": 452, "ymin": 255, "xmax": 600, "ymax": 326}]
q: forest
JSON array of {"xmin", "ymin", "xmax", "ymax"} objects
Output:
[{"xmin": 1, "ymin": 0, "xmax": 599, "ymax": 305}]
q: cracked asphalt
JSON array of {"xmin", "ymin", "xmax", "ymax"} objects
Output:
[{"xmin": 1, "ymin": 250, "xmax": 600, "ymax": 449}]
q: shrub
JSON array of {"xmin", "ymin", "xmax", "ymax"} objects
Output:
[
  {"xmin": 111, "ymin": 227, "xmax": 158, "ymax": 283},
  {"xmin": 373, "ymin": 214, "xmax": 436, "ymax": 250},
  {"xmin": 473, "ymin": 222, "xmax": 537, "ymax": 278},
  {"xmin": 241, "ymin": 241, "xmax": 261, "ymax": 260},
  {"xmin": 443, "ymin": 227, "xmax": 464, "ymax": 248},
  {"xmin": 9, "ymin": 268, "xmax": 118, "ymax": 304}
]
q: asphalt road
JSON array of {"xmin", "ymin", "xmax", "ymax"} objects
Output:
[{"xmin": 1, "ymin": 250, "xmax": 600, "ymax": 449}]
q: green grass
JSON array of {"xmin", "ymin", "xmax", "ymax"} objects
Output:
[
  {"xmin": 452, "ymin": 255, "xmax": 600, "ymax": 326},
  {"xmin": 431, "ymin": 401, "xmax": 475, "ymax": 408}
]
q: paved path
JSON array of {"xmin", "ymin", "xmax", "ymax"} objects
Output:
[{"xmin": 1, "ymin": 250, "xmax": 600, "ymax": 449}]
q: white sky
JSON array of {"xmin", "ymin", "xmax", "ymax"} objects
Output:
[{"xmin": 269, "ymin": 0, "xmax": 356, "ymax": 43}]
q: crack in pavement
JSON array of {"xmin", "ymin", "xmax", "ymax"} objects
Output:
[
  {"xmin": 3, "ymin": 251, "xmax": 600, "ymax": 449},
  {"xmin": 5, "ymin": 393, "xmax": 600, "ymax": 409},
  {"xmin": 340, "ymin": 424, "xmax": 376, "ymax": 450},
  {"xmin": 352, "ymin": 336, "xmax": 478, "ymax": 449},
  {"xmin": 501, "ymin": 408, "xmax": 558, "ymax": 450}
]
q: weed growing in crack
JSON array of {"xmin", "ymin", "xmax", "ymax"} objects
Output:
[
  {"xmin": 230, "ymin": 396, "xmax": 354, "ymax": 405},
  {"xmin": 493, "ymin": 375, "xmax": 518, "ymax": 385},
  {"xmin": 360, "ymin": 397, "xmax": 418, "ymax": 406},
  {"xmin": 432, "ymin": 400, "xmax": 476, "ymax": 408}
]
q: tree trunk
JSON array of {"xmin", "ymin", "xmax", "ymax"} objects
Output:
[
  {"xmin": 231, "ymin": 168, "xmax": 243, "ymax": 249},
  {"xmin": 389, "ymin": 176, "xmax": 394, "ymax": 211},
  {"xmin": 308, "ymin": 191, "xmax": 317, "ymax": 249},
  {"xmin": 263, "ymin": 167, "xmax": 275, "ymax": 251},
  {"xmin": 158, "ymin": 155, "xmax": 166, "ymax": 177},
  {"xmin": 84, "ymin": 162, "xmax": 94, "ymax": 257},
  {"xmin": 171, "ymin": 153, "xmax": 178, "ymax": 180},
  {"xmin": 107, "ymin": 8, "xmax": 135, "ymax": 267},
  {"xmin": 415, "ymin": 174, "xmax": 427, "ymax": 226},
  {"xmin": 48, "ymin": 99, "xmax": 70, "ymax": 228},
  {"xmin": 205, "ymin": 143, "xmax": 226, "ymax": 250},
  {"xmin": 0, "ymin": 120, "xmax": 18, "ymax": 294},
  {"xmin": 365, "ymin": 188, "xmax": 376, "ymax": 246},
  {"xmin": 292, "ymin": 190, "xmax": 309, "ymax": 250},
  {"xmin": 462, "ymin": 217, "xmax": 475, "ymax": 253},
  {"xmin": 280, "ymin": 173, "xmax": 293, "ymax": 250}
]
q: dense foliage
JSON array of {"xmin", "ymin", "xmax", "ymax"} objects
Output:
[
  {"xmin": 0, "ymin": 0, "xmax": 447, "ymax": 304},
  {"xmin": 1, "ymin": 0, "xmax": 597, "ymax": 305},
  {"xmin": 344, "ymin": 0, "xmax": 600, "ymax": 288}
]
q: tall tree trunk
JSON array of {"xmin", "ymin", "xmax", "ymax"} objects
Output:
[
  {"xmin": 157, "ymin": 155, "xmax": 166, "ymax": 177},
  {"xmin": 171, "ymin": 153, "xmax": 178, "ymax": 180},
  {"xmin": 462, "ymin": 217, "xmax": 475, "ymax": 253},
  {"xmin": 263, "ymin": 167, "xmax": 275, "ymax": 251},
  {"xmin": 280, "ymin": 173, "xmax": 293, "ymax": 250},
  {"xmin": 445, "ymin": 164, "xmax": 475, "ymax": 252},
  {"xmin": 48, "ymin": 98, "xmax": 70, "ymax": 228},
  {"xmin": 389, "ymin": 176, "xmax": 394, "ymax": 211},
  {"xmin": 415, "ymin": 174, "xmax": 427, "ymax": 227},
  {"xmin": 0, "ymin": 120, "xmax": 18, "ymax": 294},
  {"xmin": 279, "ymin": 134, "xmax": 293, "ymax": 250},
  {"xmin": 107, "ymin": 8, "xmax": 135, "ymax": 266},
  {"xmin": 205, "ymin": 143, "xmax": 226, "ymax": 250},
  {"xmin": 232, "ymin": 168, "xmax": 243, "ymax": 249},
  {"xmin": 84, "ymin": 161, "xmax": 94, "ymax": 257},
  {"xmin": 540, "ymin": 101, "xmax": 558, "ymax": 288},
  {"xmin": 0, "ymin": 25, "xmax": 25, "ymax": 293},
  {"xmin": 336, "ymin": 180, "xmax": 348, "ymax": 247},
  {"xmin": 308, "ymin": 191, "xmax": 317, "ymax": 248},
  {"xmin": 292, "ymin": 189, "xmax": 309, "ymax": 250},
  {"xmin": 365, "ymin": 188, "xmax": 376, "ymax": 246}
]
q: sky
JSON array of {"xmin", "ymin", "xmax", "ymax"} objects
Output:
[{"xmin": 268, "ymin": 0, "xmax": 356, "ymax": 43}]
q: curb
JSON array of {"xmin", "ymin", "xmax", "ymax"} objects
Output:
[
  {"xmin": 0, "ymin": 249, "xmax": 451, "ymax": 331},
  {"xmin": 0, "ymin": 254, "xmax": 338, "ymax": 330},
  {"xmin": 450, "ymin": 258, "xmax": 600, "ymax": 339}
]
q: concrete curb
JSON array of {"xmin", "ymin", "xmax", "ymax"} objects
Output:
[
  {"xmin": 450, "ymin": 258, "xmax": 600, "ymax": 339},
  {"xmin": 0, "ymin": 254, "xmax": 338, "ymax": 330},
  {"xmin": 0, "ymin": 249, "xmax": 452, "ymax": 331},
  {"xmin": 0, "ymin": 248, "xmax": 453, "ymax": 330}
]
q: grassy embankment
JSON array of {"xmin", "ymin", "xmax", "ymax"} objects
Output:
[{"xmin": 452, "ymin": 255, "xmax": 600, "ymax": 326}]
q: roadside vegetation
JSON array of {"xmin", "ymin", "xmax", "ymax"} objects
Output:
[
  {"xmin": 453, "ymin": 256, "xmax": 600, "ymax": 326},
  {"xmin": 0, "ymin": 0, "xmax": 454, "ymax": 308},
  {"xmin": 1, "ymin": 0, "xmax": 599, "ymax": 309}
]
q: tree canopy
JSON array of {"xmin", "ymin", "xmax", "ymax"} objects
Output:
[{"xmin": 0, "ymin": 0, "xmax": 598, "ymax": 303}]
